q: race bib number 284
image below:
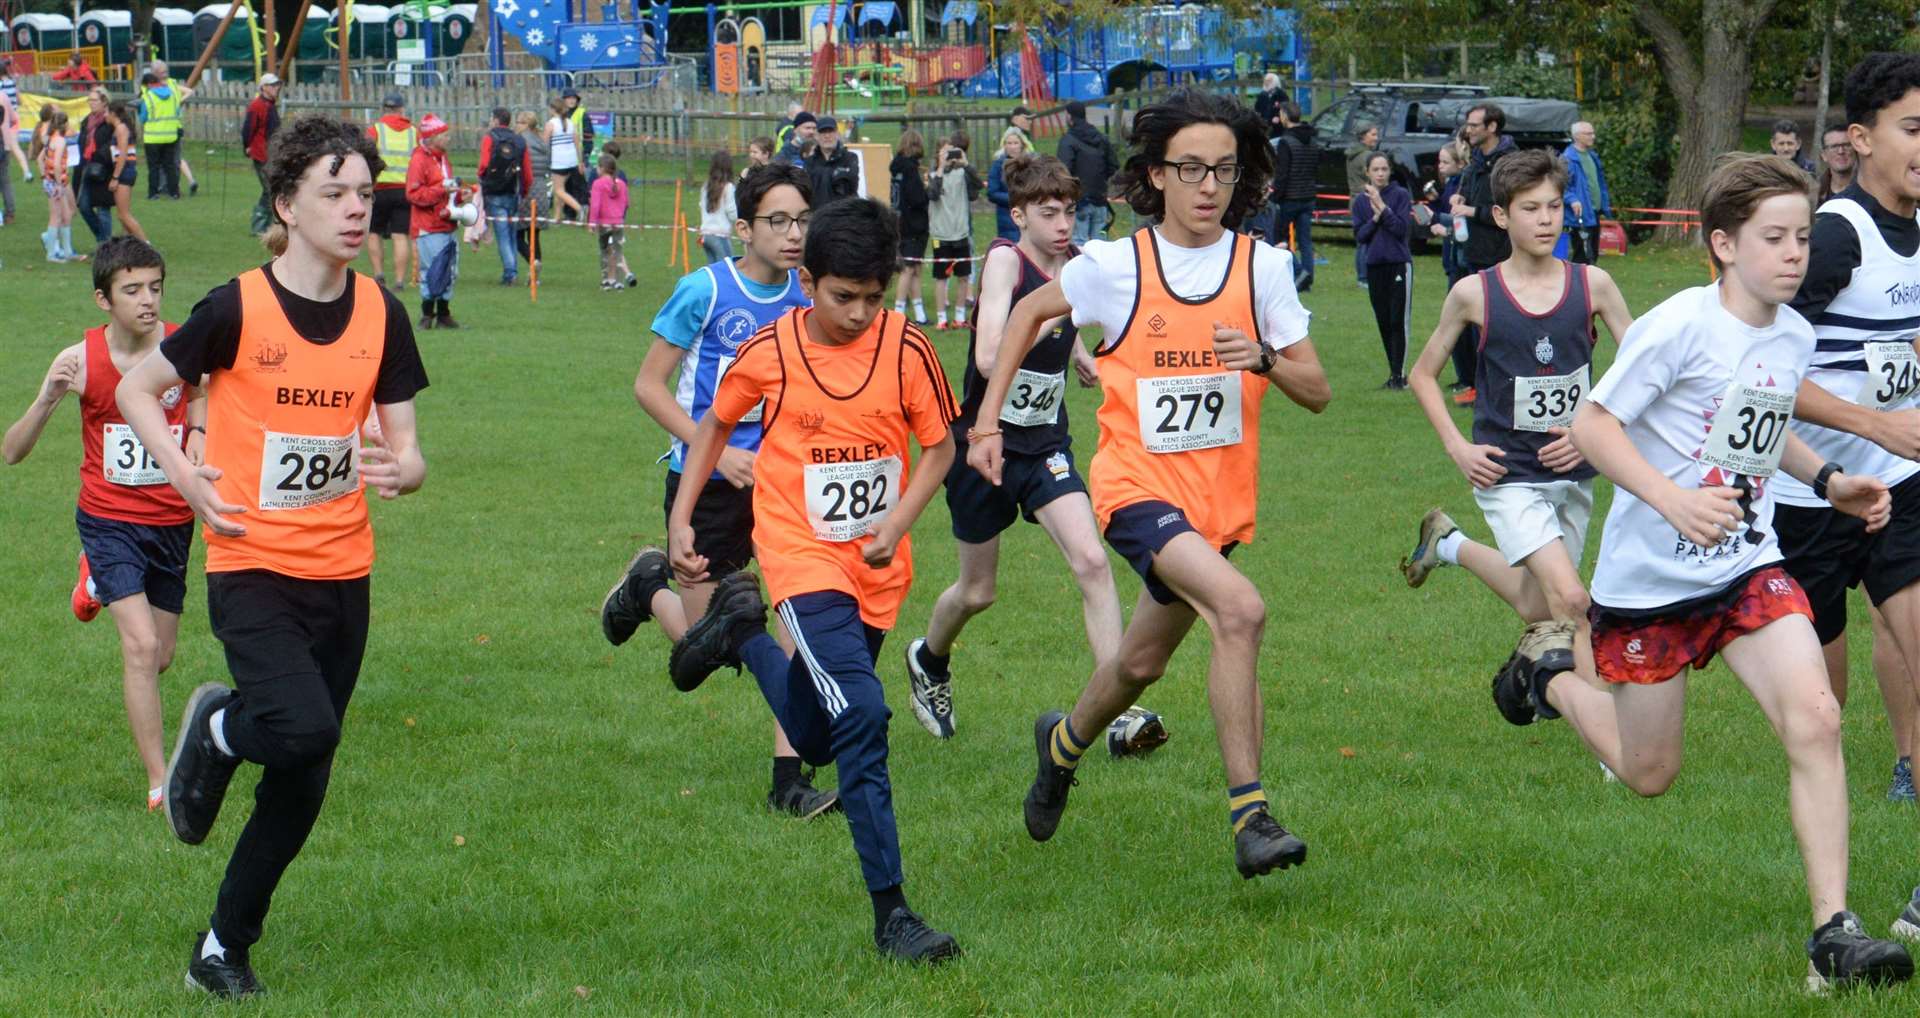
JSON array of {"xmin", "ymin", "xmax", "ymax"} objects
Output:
[{"xmin": 259, "ymin": 431, "xmax": 358, "ymax": 511}]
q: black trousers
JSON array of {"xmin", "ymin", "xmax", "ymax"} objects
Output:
[
  {"xmin": 146, "ymin": 140, "xmax": 181, "ymax": 198},
  {"xmin": 1366, "ymin": 260, "xmax": 1412, "ymax": 381},
  {"xmin": 1566, "ymin": 226, "xmax": 1599, "ymax": 264},
  {"xmin": 205, "ymin": 570, "xmax": 370, "ymax": 950}
]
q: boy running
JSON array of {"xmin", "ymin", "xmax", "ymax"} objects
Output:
[
  {"xmin": 1498, "ymin": 153, "xmax": 1912, "ymax": 990},
  {"xmin": 600, "ymin": 162, "xmax": 838, "ymax": 818},
  {"xmin": 3, "ymin": 237, "xmax": 203, "ymax": 811},
  {"xmin": 116, "ymin": 116, "xmax": 430, "ymax": 997},
  {"xmin": 969, "ymin": 89, "xmax": 1331, "ymax": 879},
  {"xmin": 1402, "ymin": 148, "xmax": 1633, "ymax": 682},
  {"xmin": 667, "ymin": 197, "xmax": 963, "ymax": 962},
  {"xmin": 904, "ymin": 152, "xmax": 1167, "ymax": 753}
]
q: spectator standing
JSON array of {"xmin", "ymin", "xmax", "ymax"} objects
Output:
[
  {"xmin": 29, "ymin": 108, "xmax": 78, "ymax": 260},
  {"xmin": 99, "ymin": 100, "xmax": 147, "ymax": 243},
  {"xmin": 1772, "ymin": 118, "xmax": 1816, "ymax": 175},
  {"xmin": 590, "ymin": 153, "xmax": 632, "ymax": 289},
  {"xmin": 1345, "ymin": 121, "xmax": 1380, "ymax": 285},
  {"xmin": 545, "ymin": 95, "xmax": 585, "ymax": 220},
  {"xmin": 137, "ymin": 71, "xmax": 183, "ymax": 200},
  {"xmin": 477, "ymin": 106, "xmax": 531, "ymax": 285},
  {"xmin": 0, "ymin": 78, "xmax": 21, "ymax": 227},
  {"xmin": 1058, "ymin": 100, "xmax": 1119, "ymax": 246},
  {"xmin": 987, "ymin": 127, "xmax": 1027, "ymax": 241},
  {"xmin": 698, "ymin": 150, "xmax": 737, "ymax": 263},
  {"xmin": 775, "ymin": 101, "xmax": 805, "ymax": 152},
  {"xmin": 1006, "ymin": 105, "xmax": 1035, "ymax": 151},
  {"xmin": 1253, "ymin": 73, "xmax": 1285, "ymax": 139},
  {"xmin": 1267, "ymin": 99, "xmax": 1319, "ymax": 291},
  {"xmin": 777, "ymin": 112, "xmax": 816, "ymax": 166},
  {"xmin": 1450, "ymin": 103, "xmax": 1517, "ymax": 403},
  {"xmin": 405, "ymin": 114, "xmax": 460, "ymax": 330},
  {"xmin": 514, "ymin": 110, "xmax": 550, "ymax": 269},
  {"xmin": 1427, "ymin": 140, "xmax": 1474, "ymax": 393},
  {"xmin": 928, "ymin": 130, "xmax": 983, "ymax": 329},
  {"xmin": 805, "ymin": 116, "xmax": 860, "ymax": 208},
  {"xmin": 560, "ymin": 87, "xmax": 595, "ymax": 180},
  {"xmin": 1561, "ymin": 119, "xmax": 1611, "ymax": 264},
  {"xmin": 891, "ymin": 128, "xmax": 931, "ymax": 322},
  {"xmin": 367, "ymin": 93, "xmax": 418, "ymax": 289},
  {"xmin": 1818, "ymin": 126, "xmax": 1855, "ymax": 203},
  {"xmin": 73, "ymin": 89, "xmax": 110, "ymax": 243},
  {"xmin": 147, "ymin": 61, "xmax": 198, "ymax": 196},
  {"xmin": 743, "ymin": 136, "xmax": 774, "ymax": 178},
  {"xmin": 240, "ymin": 74, "xmax": 282, "ymax": 237},
  {"xmin": 1351, "ymin": 152, "xmax": 1413, "ymax": 389}
]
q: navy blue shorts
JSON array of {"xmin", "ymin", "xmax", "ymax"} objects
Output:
[
  {"xmin": 945, "ymin": 442, "xmax": 1088, "ymax": 544},
  {"xmin": 74, "ymin": 507, "xmax": 194, "ymax": 614},
  {"xmin": 1103, "ymin": 500, "xmax": 1236, "ymax": 606}
]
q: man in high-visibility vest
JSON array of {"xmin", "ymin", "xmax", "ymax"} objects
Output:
[
  {"xmin": 365, "ymin": 93, "xmax": 418, "ymax": 290},
  {"xmin": 148, "ymin": 61, "xmax": 199, "ymax": 196},
  {"xmin": 138, "ymin": 70, "xmax": 185, "ymax": 200}
]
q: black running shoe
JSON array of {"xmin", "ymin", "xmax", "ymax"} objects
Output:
[
  {"xmin": 667, "ymin": 571, "xmax": 766, "ymax": 692},
  {"xmin": 601, "ymin": 546, "xmax": 671, "ymax": 646},
  {"xmin": 874, "ymin": 907, "xmax": 961, "ymax": 964},
  {"xmin": 1490, "ymin": 649, "xmax": 1537, "ymax": 727},
  {"xmin": 1023, "ymin": 710, "xmax": 1078, "ymax": 842},
  {"xmin": 1492, "ymin": 620, "xmax": 1574, "ymax": 726},
  {"xmin": 1233, "ymin": 809, "xmax": 1308, "ymax": 878},
  {"xmin": 185, "ymin": 931, "xmax": 262, "ymax": 998},
  {"xmin": 768, "ymin": 769, "xmax": 842, "ymax": 819},
  {"xmin": 1808, "ymin": 910, "xmax": 1913, "ymax": 992},
  {"xmin": 165, "ymin": 683, "xmax": 240, "ymax": 845}
]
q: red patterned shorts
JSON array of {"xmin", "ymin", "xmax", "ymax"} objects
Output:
[{"xmin": 1588, "ymin": 566, "xmax": 1812, "ymax": 685}]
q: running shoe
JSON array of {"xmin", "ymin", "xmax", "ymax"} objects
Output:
[
  {"xmin": 72, "ymin": 551, "xmax": 101, "ymax": 622},
  {"xmin": 874, "ymin": 907, "xmax": 960, "ymax": 964},
  {"xmin": 1400, "ymin": 507, "xmax": 1459, "ymax": 588},
  {"xmin": 601, "ymin": 546, "xmax": 670, "ymax": 646},
  {"xmin": 668, "ymin": 571, "xmax": 766, "ymax": 692},
  {"xmin": 1891, "ymin": 757, "xmax": 1916, "ymax": 803},
  {"xmin": 903, "ymin": 637, "xmax": 954, "ymax": 739},
  {"xmin": 1106, "ymin": 706, "xmax": 1169, "ymax": 758},
  {"xmin": 1807, "ymin": 910, "xmax": 1912, "ymax": 993},
  {"xmin": 164, "ymin": 683, "xmax": 240, "ymax": 845},
  {"xmin": 1491, "ymin": 620, "xmax": 1573, "ymax": 726},
  {"xmin": 1023, "ymin": 710, "xmax": 1077, "ymax": 842},
  {"xmin": 1452, "ymin": 386, "xmax": 1477, "ymax": 406},
  {"xmin": 185, "ymin": 931, "xmax": 261, "ymax": 998},
  {"xmin": 1893, "ymin": 887, "xmax": 1920, "ymax": 944},
  {"xmin": 768, "ymin": 769, "xmax": 841, "ymax": 819},
  {"xmin": 1233, "ymin": 809, "xmax": 1308, "ymax": 879}
]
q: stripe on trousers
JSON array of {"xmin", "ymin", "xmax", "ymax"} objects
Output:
[{"xmin": 778, "ymin": 600, "xmax": 849, "ymax": 717}]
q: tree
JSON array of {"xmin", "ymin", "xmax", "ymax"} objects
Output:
[{"xmin": 1631, "ymin": 0, "xmax": 1782, "ymax": 215}]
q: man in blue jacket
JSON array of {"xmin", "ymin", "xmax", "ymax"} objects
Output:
[{"xmin": 1561, "ymin": 120, "xmax": 1611, "ymax": 265}]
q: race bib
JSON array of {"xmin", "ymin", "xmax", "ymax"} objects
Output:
[
  {"xmin": 717, "ymin": 353, "xmax": 763, "ymax": 424},
  {"xmin": 259, "ymin": 431, "xmax": 358, "ymax": 510},
  {"xmin": 1512, "ymin": 366, "xmax": 1589, "ymax": 433},
  {"xmin": 803, "ymin": 455, "xmax": 902, "ymax": 542},
  {"xmin": 1138, "ymin": 373, "xmax": 1241, "ymax": 453},
  {"xmin": 102, "ymin": 423, "xmax": 181, "ymax": 487},
  {"xmin": 1861, "ymin": 341, "xmax": 1920, "ymax": 410},
  {"xmin": 1700, "ymin": 382, "xmax": 1795, "ymax": 478},
  {"xmin": 1000, "ymin": 368, "xmax": 1065, "ymax": 428}
]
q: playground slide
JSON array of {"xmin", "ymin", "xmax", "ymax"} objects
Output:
[{"xmin": 487, "ymin": 0, "xmax": 652, "ymax": 70}]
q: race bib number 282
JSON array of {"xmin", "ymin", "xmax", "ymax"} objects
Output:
[{"xmin": 804, "ymin": 455, "xmax": 902, "ymax": 542}]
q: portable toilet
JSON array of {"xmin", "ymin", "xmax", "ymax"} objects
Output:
[
  {"xmin": 193, "ymin": 3, "xmax": 255, "ymax": 64},
  {"xmin": 387, "ymin": 5, "xmax": 427, "ymax": 60},
  {"xmin": 77, "ymin": 9, "xmax": 135, "ymax": 67},
  {"xmin": 332, "ymin": 4, "xmax": 382, "ymax": 59},
  {"xmin": 433, "ymin": 4, "xmax": 474, "ymax": 57},
  {"xmin": 11, "ymin": 13, "xmax": 76, "ymax": 53},
  {"xmin": 151, "ymin": 8, "xmax": 197, "ymax": 64}
]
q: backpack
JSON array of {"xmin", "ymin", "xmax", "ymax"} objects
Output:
[{"xmin": 480, "ymin": 128, "xmax": 525, "ymax": 194}]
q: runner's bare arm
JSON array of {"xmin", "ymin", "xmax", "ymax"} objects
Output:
[
  {"xmin": 362, "ymin": 399, "xmax": 426, "ymax": 499},
  {"xmin": 862, "ymin": 431, "xmax": 956, "ymax": 569},
  {"xmin": 1794, "ymin": 376, "xmax": 1920, "ymax": 460},
  {"xmin": 1410, "ymin": 279, "xmax": 1508, "ymax": 487},
  {"xmin": 184, "ymin": 382, "xmax": 208, "ymax": 465},
  {"xmin": 3, "ymin": 344, "xmax": 83, "ymax": 465},
  {"xmin": 1780, "ymin": 432, "xmax": 1890, "ymax": 532},
  {"xmin": 970, "ymin": 246, "xmax": 1022, "ymax": 375},
  {"xmin": 969, "ymin": 278, "xmax": 1070, "ymax": 486},
  {"xmin": 636, "ymin": 338, "xmax": 756, "ymax": 489},
  {"xmin": 1586, "ymin": 267, "xmax": 1634, "ymax": 345},
  {"xmin": 668, "ymin": 411, "xmax": 740, "ymax": 582},
  {"xmin": 1572, "ymin": 400, "xmax": 1738, "ymax": 549},
  {"xmin": 115, "ymin": 348, "xmax": 246, "ymax": 537},
  {"xmin": 1251, "ymin": 336, "xmax": 1331, "ymax": 413}
]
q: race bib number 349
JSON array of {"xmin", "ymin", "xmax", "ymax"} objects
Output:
[
  {"xmin": 1137, "ymin": 373, "xmax": 1241, "ymax": 453},
  {"xmin": 804, "ymin": 455, "xmax": 902, "ymax": 542},
  {"xmin": 1861, "ymin": 341, "xmax": 1920, "ymax": 410},
  {"xmin": 260, "ymin": 431, "xmax": 358, "ymax": 511},
  {"xmin": 1700, "ymin": 383, "xmax": 1795, "ymax": 478}
]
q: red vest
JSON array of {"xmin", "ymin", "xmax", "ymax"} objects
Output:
[{"xmin": 77, "ymin": 324, "xmax": 193, "ymax": 525}]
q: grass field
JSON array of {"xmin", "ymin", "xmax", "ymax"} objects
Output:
[{"xmin": 4, "ymin": 143, "xmax": 1920, "ymax": 1016}]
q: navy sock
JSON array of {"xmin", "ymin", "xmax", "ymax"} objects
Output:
[
  {"xmin": 917, "ymin": 643, "xmax": 951, "ymax": 679},
  {"xmin": 871, "ymin": 885, "xmax": 908, "ymax": 937}
]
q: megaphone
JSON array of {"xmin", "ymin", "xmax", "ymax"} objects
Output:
[{"xmin": 449, "ymin": 186, "xmax": 480, "ymax": 227}]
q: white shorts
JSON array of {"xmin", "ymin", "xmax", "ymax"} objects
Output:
[{"xmin": 1472, "ymin": 478, "xmax": 1594, "ymax": 566}]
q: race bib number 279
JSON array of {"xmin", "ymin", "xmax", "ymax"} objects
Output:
[{"xmin": 1137, "ymin": 373, "xmax": 1242, "ymax": 453}]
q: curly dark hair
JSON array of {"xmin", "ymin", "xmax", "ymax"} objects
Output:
[
  {"xmin": 261, "ymin": 116, "xmax": 384, "ymax": 253},
  {"xmin": 1111, "ymin": 88, "xmax": 1272, "ymax": 226},
  {"xmin": 1845, "ymin": 52, "xmax": 1920, "ymax": 127}
]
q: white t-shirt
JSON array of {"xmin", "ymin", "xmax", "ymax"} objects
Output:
[
  {"xmin": 1588, "ymin": 284, "xmax": 1815, "ymax": 611},
  {"xmin": 547, "ymin": 116, "xmax": 578, "ymax": 171},
  {"xmin": 699, "ymin": 181, "xmax": 737, "ymax": 238},
  {"xmin": 1059, "ymin": 228, "xmax": 1311, "ymax": 350}
]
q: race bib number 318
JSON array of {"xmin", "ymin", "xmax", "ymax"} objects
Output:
[
  {"xmin": 804, "ymin": 455, "xmax": 902, "ymax": 542},
  {"xmin": 102, "ymin": 423, "xmax": 182, "ymax": 487},
  {"xmin": 1137, "ymin": 373, "xmax": 1241, "ymax": 453},
  {"xmin": 259, "ymin": 431, "xmax": 358, "ymax": 511}
]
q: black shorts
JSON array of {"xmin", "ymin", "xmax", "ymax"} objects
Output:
[
  {"xmin": 1776, "ymin": 472, "xmax": 1920, "ymax": 643},
  {"xmin": 900, "ymin": 230, "xmax": 929, "ymax": 266},
  {"xmin": 932, "ymin": 239, "xmax": 972, "ymax": 279},
  {"xmin": 74, "ymin": 507, "xmax": 194, "ymax": 614},
  {"xmin": 662, "ymin": 469, "xmax": 756, "ymax": 576},
  {"xmin": 1103, "ymin": 500, "xmax": 1237, "ymax": 607},
  {"xmin": 115, "ymin": 164, "xmax": 137, "ymax": 187},
  {"xmin": 372, "ymin": 188, "xmax": 410, "ymax": 237},
  {"xmin": 945, "ymin": 441, "xmax": 1087, "ymax": 544},
  {"xmin": 207, "ymin": 570, "xmax": 370, "ymax": 688}
]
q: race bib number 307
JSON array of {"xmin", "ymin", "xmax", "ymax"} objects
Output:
[
  {"xmin": 804, "ymin": 455, "xmax": 902, "ymax": 542},
  {"xmin": 1700, "ymin": 383, "xmax": 1795, "ymax": 478},
  {"xmin": 102, "ymin": 423, "xmax": 182, "ymax": 487},
  {"xmin": 1137, "ymin": 373, "xmax": 1241, "ymax": 453},
  {"xmin": 259, "ymin": 431, "xmax": 358, "ymax": 510}
]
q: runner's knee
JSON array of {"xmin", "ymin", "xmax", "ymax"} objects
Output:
[{"xmin": 1211, "ymin": 593, "xmax": 1267, "ymax": 646}]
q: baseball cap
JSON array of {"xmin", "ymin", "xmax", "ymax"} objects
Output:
[
  {"xmin": 383, "ymin": 92, "xmax": 405, "ymax": 108},
  {"xmin": 816, "ymin": 116, "xmax": 838, "ymax": 133},
  {"xmin": 792, "ymin": 111, "xmax": 816, "ymax": 127},
  {"xmin": 561, "ymin": 86, "xmax": 580, "ymax": 99},
  {"xmin": 259, "ymin": 72, "xmax": 282, "ymax": 86}
]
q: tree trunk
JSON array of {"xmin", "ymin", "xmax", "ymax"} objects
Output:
[
  {"xmin": 1814, "ymin": 3, "xmax": 1833, "ymax": 165},
  {"xmin": 131, "ymin": 0, "xmax": 159, "ymax": 67}
]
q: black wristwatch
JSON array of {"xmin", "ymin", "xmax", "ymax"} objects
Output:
[
  {"xmin": 1249, "ymin": 347, "xmax": 1276, "ymax": 376},
  {"xmin": 1813, "ymin": 462, "xmax": 1844, "ymax": 501}
]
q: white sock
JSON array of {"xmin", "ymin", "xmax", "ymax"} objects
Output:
[
  {"xmin": 913, "ymin": 300, "xmax": 926, "ymax": 316},
  {"xmin": 209, "ymin": 708, "xmax": 235, "ymax": 758},
  {"xmin": 1436, "ymin": 530, "xmax": 1466, "ymax": 566},
  {"xmin": 894, "ymin": 300, "xmax": 906, "ymax": 313},
  {"xmin": 201, "ymin": 928, "xmax": 227, "ymax": 960}
]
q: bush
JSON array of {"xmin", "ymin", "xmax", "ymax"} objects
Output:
[
  {"xmin": 1584, "ymin": 89, "xmax": 1677, "ymax": 237},
  {"xmin": 1482, "ymin": 61, "xmax": 1577, "ymax": 103}
]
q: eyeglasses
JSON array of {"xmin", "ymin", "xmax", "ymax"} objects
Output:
[
  {"xmin": 1158, "ymin": 160, "xmax": 1243, "ymax": 185},
  {"xmin": 751, "ymin": 213, "xmax": 811, "ymax": 232},
  {"xmin": 1824, "ymin": 142, "xmax": 1850, "ymax": 152}
]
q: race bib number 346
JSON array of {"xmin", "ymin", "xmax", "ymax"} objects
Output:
[
  {"xmin": 1000, "ymin": 368, "xmax": 1065, "ymax": 428},
  {"xmin": 1700, "ymin": 383, "xmax": 1795, "ymax": 478},
  {"xmin": 804, "ymin": 455, "xmax": 902, "ymax": 542},
  {"xmin": 260, "ymin": 431, "xmax": 358, "ymax": 511},
  {"xmin": 1137, "ymin": 373, "xmax": 1241, "ymax": 453}
]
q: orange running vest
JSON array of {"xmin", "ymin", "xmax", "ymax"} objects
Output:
[
  {"xmin": 201, "ymin": 269, "xmax": 386, "ymax": 579},
  {"xmin": 1088, "ymin": 229, "xmax": 1269, "ymax": 547}
]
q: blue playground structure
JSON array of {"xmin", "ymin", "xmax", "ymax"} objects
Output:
[{"xmin": 487, "ymin": 0, "xmax": 666, "ymax": 71}]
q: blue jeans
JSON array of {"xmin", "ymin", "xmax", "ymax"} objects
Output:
[
  {"xmin": 415, "ymin": 231, "xmax": 458, "ymax": 301},
  {"xmin": 1268, "ymin": 199, "xmax": 1316, "ymax": 288},
  {"xmin": 484, "ymin": 193, "xmax": 520, "ymax": 281},
  {"xmin": 1072, "ymin": 202, "xmax": 1109, "ymax": 246},
  {"xmin": 739, "ymin": 590, "xmax": 902, "ymax": 892}
]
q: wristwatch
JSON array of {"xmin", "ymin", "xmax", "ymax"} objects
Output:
[
  {"xmin": 1813, "ymin": 462, "xmax": 1843, "ymax": 501},
  {"xmin": 1250, "ymin": 347, "xmax": 1276, "ymax": 376}
]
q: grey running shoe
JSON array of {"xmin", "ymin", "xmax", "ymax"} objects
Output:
[
  {"xmin": 1400, "ymin": 507, "xmax": 1458, "ymax": 588},
  {"xmin": 904, "ymin": 638, "xmax": 955, "ymax": 739},
  {"xmin": 1233, "ymin": 809, "xmax": 1308, "ymax": 879},
  {"xmin": 1891, "ymin": 887, "xmax": 1920, "ymax": 943},
  {"xmin": 768, "ymin": 769, "xmax": 842, "ymax": 819},
  {"xmin": 1891, "ymin": 757, "xmax": 1916, "ymax": 803},
  {"xmin": 1807, "ymin": 910, "xmax": 1912, "ymax": 993},
  {"xmin": 874, "ymin": 907, "xmax": 960, "ymax": 964}
]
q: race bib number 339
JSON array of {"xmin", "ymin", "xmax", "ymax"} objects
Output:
[
  {"xmin": 1700, "ymin": 383, "xmax": 1795, "ymax": 478},
  {"xmin": 1137, "ymin": 373, "xmax": 1241, "ymax": 453},
  {"xmin": 1513, "ymin": 366, "xmax": 1589, "ymax": 433},
  {"xmin": 804, "ymin": 455, "xmax": 902, "ymax": 542},
  {"xmin": 260, "ymin": 431, "xmax": 358, "ymax": 511}
]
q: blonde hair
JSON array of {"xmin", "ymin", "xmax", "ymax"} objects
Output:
[
  {"xmin": 1701, "ymin": 152, "xmax": 1815, "ymax": 272},
  {"xmin": 515, "ymin": 109, "xmax": 538, "ymax": 131},
  {"xmin": 1000, "ymin": 126, "xmax": 1026, "ymax": 152}
]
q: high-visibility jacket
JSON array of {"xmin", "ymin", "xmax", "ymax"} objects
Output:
[
  {"xmin": 373, "ymin": 118, "xmax": 416, "ymax": 186},
  {"xmin": 568, "ymin": 104, "xmax": 592, "ymax": 158},
  {"xmin": 141, "ymin": 87, "xmax": 181, "ymax": 144}
]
